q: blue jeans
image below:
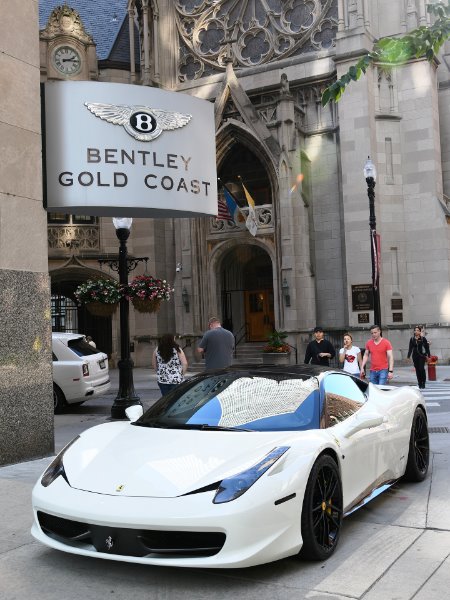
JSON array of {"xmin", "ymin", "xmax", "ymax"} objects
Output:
[
  {"xmin": 158, "ymin": 382, "xmax": 177, "ymax": 396},
  {"xmin": 369, "ymin": 369, "xmax": 388, "ymax": 385}
]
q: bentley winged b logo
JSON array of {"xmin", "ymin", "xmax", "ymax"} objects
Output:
[{"xmin": 84, "ymin": 102, "xmax": 192, "ymax": 142}]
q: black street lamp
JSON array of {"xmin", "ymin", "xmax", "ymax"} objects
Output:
[
  {"xmin": 99, "ymin": 217, "xmax": 144, "ymax": 419},
  {"xmin": 363, "ymin": 157, "xmax": 382, "ymax": 328}
]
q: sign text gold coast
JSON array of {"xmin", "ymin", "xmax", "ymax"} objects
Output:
[{"xmin": 58, "ymin": 147, "xmax": 212, "ymax": 196}]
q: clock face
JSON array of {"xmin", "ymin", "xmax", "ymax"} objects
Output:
[{"xmin": 53, "ymin": 46, "xmax": 81, "ymax": 76}]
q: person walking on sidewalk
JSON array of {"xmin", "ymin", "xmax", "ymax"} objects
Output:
[
  {"xmin": 152, "ymin": 334, "xmax": 188, "ymax": 396},
  {"xmin": 197, "ymin": 317, "xmax": 235, "ymax": 370},
  {"xmin": 339, "ymin": 333, "xmax": 362, "ymax": 376},
  {"xmin": 360, "ymin": 325, "xmax": 394, "ymax": 384},
  {"xmin": 407, "ymin": 325, "xmax": 431, "ymax": 389},
  {"xmin": 304, "ymin": 326, "xmax": 336, "ymax": 366}
]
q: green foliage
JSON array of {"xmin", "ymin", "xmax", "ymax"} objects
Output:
[
  {"xmin": 322, "ymin": 1, "xmax": 450, "ymax": 106},
  {"xmin": 263, "ymin": 330, "xmax": 290, "ymax": 353}
]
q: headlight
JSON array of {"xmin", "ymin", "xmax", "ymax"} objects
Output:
[
  {"xmin": 213, "ymin": 446, "xmax": 289, "ymax": 504},
  {"xmin": 41, "ymin": 436, "xmax": 79, "ymax": 488}
]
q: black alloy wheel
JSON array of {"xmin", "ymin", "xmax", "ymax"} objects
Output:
[
  {"xmin": 300, "ymin": 454, "xmax": 343, "ymax": 561},
  {"xmin": 404, "ymin": 407, "xmax": 429, "ymax": 482}
]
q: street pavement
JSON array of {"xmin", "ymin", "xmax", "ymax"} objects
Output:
[{"xmin": 0, "ymin": 365, "xmax": 449, "ymax": 600}]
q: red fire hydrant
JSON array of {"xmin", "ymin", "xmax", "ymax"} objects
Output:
[{"xmin": 427, "ymin": 356, "xmax": 438, "ymax": 381}]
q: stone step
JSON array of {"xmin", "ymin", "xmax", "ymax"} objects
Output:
[{"xmin": 186, "ymin": 342, "xmax": 267, "ymax": 372}]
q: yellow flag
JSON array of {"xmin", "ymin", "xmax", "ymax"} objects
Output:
[{"xmin": 242, "ymin": 183, "xmax": 258, "ymax": 236}]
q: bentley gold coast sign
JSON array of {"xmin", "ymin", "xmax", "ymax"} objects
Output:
[{"xmin": 42, "ymin": 81, "xmax": 217, "ymax": 217}]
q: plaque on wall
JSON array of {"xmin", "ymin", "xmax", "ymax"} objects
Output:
[
  {"xmin": 391, "ymin": 298, "xmax": 403, "ymax": 310},
  {"xmin": 358, "ymin": 313, "xmax": 370, "ymax": 323},
  {"xmin": 352, "ymin": 285, "xmax": 374, "ymax": 311},
  {"xmin": 392, "ymin": 313, "xmax": 403, "ymax": 322}
]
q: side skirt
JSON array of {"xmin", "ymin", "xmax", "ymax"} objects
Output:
[{"xmin": 344, "ymin": 480, "xmax": 398, "ymax": 517}]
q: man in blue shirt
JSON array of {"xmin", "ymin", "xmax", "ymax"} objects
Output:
[{"xmin": 197, "ymin": 317, "xmax": 235, "ymax": 370}]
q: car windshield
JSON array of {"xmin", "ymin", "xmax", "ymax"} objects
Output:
[
  {"xmin": 135, "ymin": 372, "xmax": 320, "ymax": 432},
  {"xmin": 67, "ymin": 337, "xmax": 100, "ymax": 357}
]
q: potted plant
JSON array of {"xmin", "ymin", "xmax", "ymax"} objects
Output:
[
  {"xmin": 262, "ymin": 330, "xmax": 291, "ymax": 364},
  {"xmin": 126, "ymin": 275, "xmax": 174, "ymax": 313},
  {"xmin": 74, "ymin": 279, "xmax": 121, "ymax": 317}
]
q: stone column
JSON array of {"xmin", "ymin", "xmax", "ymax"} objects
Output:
[{"xmin": 0, "ymin": 1, "xmax": 53, "ymax": 465}]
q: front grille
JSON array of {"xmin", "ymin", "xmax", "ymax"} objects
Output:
[{"xmin": 37, "ymin": 511, "xmax": 226, "ymax": 558}]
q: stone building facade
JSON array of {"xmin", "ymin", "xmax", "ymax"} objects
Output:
[{"xmin": 38, "ymin": 0, "xmax": 450, "ymax": 370}]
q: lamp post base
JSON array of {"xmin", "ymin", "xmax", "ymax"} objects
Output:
[{"xmin": 111, "ymin": 358, "xmax": 142, "ymax": 419}]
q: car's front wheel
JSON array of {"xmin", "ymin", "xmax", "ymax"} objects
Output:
[
  {"xmin": 404, "ymin": 407, "xmax": 429, "ymax": 482},
  {"xmin": 299, "ymin": 454, "xmax": 343, "ymax": 561},
  {"xmin": 53, "ymin": 384, "xmax": 66, "ymax": 414}
]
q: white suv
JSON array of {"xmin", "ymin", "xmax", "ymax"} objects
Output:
[{"xmin": 52, "ymin": 333, "xmax": 111, "ymax": 413}]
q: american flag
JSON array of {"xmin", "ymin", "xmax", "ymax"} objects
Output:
[{"xmin": 217, "ymin": 195, "xmax": 232, "ymax": 220}]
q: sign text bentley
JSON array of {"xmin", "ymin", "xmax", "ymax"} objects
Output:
[{"xmin": 43, "ymin": 81, "xmax": 217, "ymax": 217}]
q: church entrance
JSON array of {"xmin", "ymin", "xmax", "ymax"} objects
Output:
[
  {"xmin": 244, "ymin": 289, "xmax": 274, "ymax": 341},
  {"xmin": 220, "ymin": 245, "xmax": 274, "ymax": 342}
]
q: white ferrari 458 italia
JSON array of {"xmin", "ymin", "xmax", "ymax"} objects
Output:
[{"xmin": 31, "ymin": 366, "xmax": 429, "ymax": 568}]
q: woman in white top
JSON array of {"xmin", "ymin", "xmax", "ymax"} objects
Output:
[
  {"xmin": 339, "ymin": 333, "xmax": 362, "ymax": 376},
  {"xmin": 152, "ymin": 334, "xmax": 188, "ymax": 396}
]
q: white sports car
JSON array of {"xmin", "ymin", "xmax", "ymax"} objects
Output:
[{"xmin": 31, "ymin": 366, "xmax": 429, "ymax": 568}]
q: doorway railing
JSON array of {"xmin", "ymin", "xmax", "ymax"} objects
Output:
[{"xmin": 234, "ymin": 322, "xmax": 249, "ymax": 356}]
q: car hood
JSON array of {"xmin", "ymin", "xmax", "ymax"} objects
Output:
[{"xmin": 63, "ymin": 423, "xmax": 295, "ymax": 498}]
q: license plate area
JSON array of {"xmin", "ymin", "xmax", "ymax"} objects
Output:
[{"xmin": 99, "ymin": 359, "xmax": 106, "ymax": 369}]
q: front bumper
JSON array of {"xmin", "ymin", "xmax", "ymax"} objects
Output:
[{"xmin": 31, "ymin": 474, "xmax": 304, "ymax": 568}]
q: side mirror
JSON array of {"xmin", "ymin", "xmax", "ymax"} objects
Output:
[
  {"xmin": 125, "ymin": 405, "xmax": 144, "ymax": 422},
  {"xmin": 344, "ymin": 411, "xmax": 385, "ymax": 438}
]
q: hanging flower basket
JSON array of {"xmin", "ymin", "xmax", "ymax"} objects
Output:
[
  {"xmin": 85, "ymin": 302, "xmax": 118, "ymax": 317},
  {"xmin": 131, "ymin": 297, "xmax": 161, "ymax": 314},
  {"xmin": 125, "ymin": 275, "xmax": 173, "ymax": 314},
  {"xmin": 74, "ymin": 279, "xmax": 121, "ymax": 318}
]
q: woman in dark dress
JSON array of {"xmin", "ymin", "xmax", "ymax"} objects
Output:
[{"xmin": 407, "ymin": 326, "xmax": 430, "ymax": 389}]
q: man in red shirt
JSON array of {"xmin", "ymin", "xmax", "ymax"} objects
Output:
[{"xmin": 360, "ymin": 325, "xmax": 394, "ymax": 384}]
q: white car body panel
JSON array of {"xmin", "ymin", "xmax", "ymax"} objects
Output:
[
  {"xmin": 31, "ymin": 369, "xmax": 427, "ymax": 568},
  {"xmin": 52, "ymin": 333, "xmax": 111, "ymax": 404}
]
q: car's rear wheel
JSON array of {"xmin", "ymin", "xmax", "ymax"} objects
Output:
[
  {"xmin": 404, "ymin": 407, "xmax": 429, "ymax": 482},
  {"xmin": 53, "ymin": 384, "xmax": 66, "ymax": 414},
  {"xmin": 299, "ymin": 454, "xmax": 343, "ymax": 561}
]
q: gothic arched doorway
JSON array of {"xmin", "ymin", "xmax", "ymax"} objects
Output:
[{"xmin": 220, "ymin": 244, "xmax": 274, "ymax": 342}]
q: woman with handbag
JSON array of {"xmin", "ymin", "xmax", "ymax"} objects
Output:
[{"xmin": 407, "ymin": 325, "xmax": 431, "ymax": 389}]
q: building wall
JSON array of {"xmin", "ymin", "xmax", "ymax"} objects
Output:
[
  {"xmin": 0, "ymin": 0, "xmax": 53, "ymax": 466},
  {"xmin": 36, "ymin": 0, "xmax": 450, "ymax": 367}
]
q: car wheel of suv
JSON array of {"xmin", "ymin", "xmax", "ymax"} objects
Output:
[
  {"xmin": 53, "ymin": 384, "xmax": 66, "ymax": 414},
  {"xmin": 299, "ymin": 454, "xmax": 343, "ymax": 561}
]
